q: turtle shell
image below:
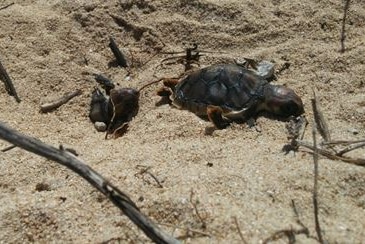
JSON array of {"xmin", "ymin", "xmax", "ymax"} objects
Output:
[{"xmin": 173, "ymin": 64, "xmax": 268, "ymax": 116}]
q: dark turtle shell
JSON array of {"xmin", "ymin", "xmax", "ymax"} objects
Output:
[
  {"xmin": 173, "ymin": 64, "xmax": 269, "ymax": 117},
  {"xmin": 172, "ymin": 63, "xmax": 305, "ymax": 121}
]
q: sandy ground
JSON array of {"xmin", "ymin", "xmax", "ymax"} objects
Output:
[{"xmin": 0, "ymin": 0, "xmax": 364, "ymax": 243}]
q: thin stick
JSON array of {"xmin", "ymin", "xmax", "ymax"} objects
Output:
[
  {"xmin": 190, "ymin": 190, "xmax": 207, "ymax": 229},
  {"xmin": 311, "ymin": 101, "xmax": 324, "ymax": 244},
  {"xmin": 135, "ymin": 165, "xmax": 164, "ymax": 188},
  {"xmin": 296, "ymin": 140, "xmax": 365, "ymax": 166},
  {"xmin": 340, "ymin": 0, "xmax": 351, "ymax": 53},
  {"xmin": 160, "ymin": 223, "xmax": 212, "ymax": 238},
  {"xmin": 291, "ymin": 200, "xmax": 309, "ymax": 232},
  {"xmin": 1, "ymin": 144, "xmax": 16, "ymax": 152},
  {"xmin": 312, "ymin": 90, "xmax": 331, "ymax": 142},
  {"xmin": 233, "ymin": 217, "xmax": 248, "ymax": 244},
  {"xmin": 322, "ymin": 139, "xmax": 365, "ymax": 146},
  {"xmin": 263, "ymin": 228, "xmax": 308, "ymax": 244},
  {"xmin": 109, "ymin": 37, "xmax": 128, "ymax": 68},
  {"xmin": 138, "ymin": 78, "xmax": 165, "ymax": 92},
  {"xmin": 0, "ymin": 122, "xmax": 179, "ymax": 244},
  {"xmin": 263, "ymin": 201, "xmax": 310, "ymax": 244},
  {"xmin": 336, "ymin": 142, "xmax": 365, "ymax": 156},
  {"xmin": 0, "ymin": 2, "xmax": 14, "ymax": 11},
  {"xmin": 0, "ymin": 58, "xmax": 21, "ymax": 102},
  {"xmin": 40, "ymin": 89, "xmax": 82, "ymax": 113}
]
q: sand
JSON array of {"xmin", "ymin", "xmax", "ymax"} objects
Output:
[{"xmin": 0, "ymin": 0, "xmax": 364, "ymax": 243}]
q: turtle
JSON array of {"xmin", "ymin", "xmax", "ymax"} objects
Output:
[
  {"xmin": 89, "ymin": 74, "xmax": 159, "ymax": 138},
  {"xmin": 89, "ymin": 74, "xmax": 140, "ymax": 138},
  {"xmin": 157, "ymin": 63, "xmax": 304, "ymax": 129}
]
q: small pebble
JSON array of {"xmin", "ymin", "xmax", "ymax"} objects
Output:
[
  {"xmin": 94, "ymin": 121, "xmax": 107, "ymax": 132},
  {"xmin": 347, "ymin": 128, "xmax": 359, "ymax": 135}
]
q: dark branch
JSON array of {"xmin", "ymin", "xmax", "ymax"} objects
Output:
[
  {"xmin": 0, "ymin": 122, "xmax": 179, "ymax": 244},
  {"xmin": 340, "ymin": 0, "xmax": 351, "ymax": 53},
  {"xmin": 109, "ymin": 37, "xmax": 128, "ymax": 68}
]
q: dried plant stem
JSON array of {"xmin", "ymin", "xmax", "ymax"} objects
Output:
[
  {"xmin": 40, "ymin": 90, "xmax": 82, "ymax": 113},
  {"xmin": 322, "ymin": 139, "xmax": 365, "ymax": 146},
  {"xmin": 336, "ymin": 142, "xmax": 365, "ymax": 156},
  {"xmin": 1, "ymin": 144, "xmax": 16, "ymax": 152},
  {"xmin": 160, "ymin": 223, "xmax": 212, "ymax": 239},
  {"xmin": 340, "ymin": 0, "xmax": 351, "ymax": 53},
  {"xmin": 190, "ymin": 190, "xmax": 207, "ymax": 229},
  {"xmin": 311, "ymin": 100, "xmax": 324, "ymax": 244},
  {"xmin": 296, "ymin": 140, "xmax": 365, "ymax": 167},
  {"xmin": 233, "ymin": 217, "xmax": 248, "ymax": 244},
  {"xmin": 0, "ymin": 58, "xmax": 20, "ymax": 102},
  {"xmin": 135, "ymin": 165, "xmax": 163, "ymax": 188},
  {"xmin": 0, "ymin": 122, "xmax": 179, "ymax": 244},
  {"xmin": 0, "ymin": 2, "xmax": 14, "ymax": 10},
  {"xmin": 312, "ymin": 91, "xmax": 330, "ymax": 142}
]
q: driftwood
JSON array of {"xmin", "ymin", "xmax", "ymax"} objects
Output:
[
  {"xmin": 40, "ymin": 89, "xmax": 82, "ymax": 113},
  {"xmin": 0, "ymin": 122, "xmax": 179, "ymax": 244},
  {"xmin": 109, "ymin": 37, "xmax": 128, "ymax": 68},
  {"xmin": 0, "ymin": 58, "xmax": 20, "ymax": 102}
]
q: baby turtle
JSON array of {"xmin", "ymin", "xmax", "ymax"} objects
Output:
[
  {"xmin": 89, "ymin": 74, "xmax": 140, "ymax": 138},
  {"xmin": 89, "ymin": 74, "xmax": 160, "ymax": 138},
  {"xmin": 157, "ymin": 63, "xmax": 304, "ymax": 129},
  {"xmin": 89, "ymin": 86, "xmax": 139, "ymax": 137}
]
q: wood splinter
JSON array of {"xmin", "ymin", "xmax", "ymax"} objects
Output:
[{"xmin": 40, "ymin": 89, "xmax": 82, "ymax": 113}]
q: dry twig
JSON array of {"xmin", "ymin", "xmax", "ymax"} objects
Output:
[
  {"xmin": 322, "ymin": 139, "xmax": 365, "ymax": 146},
  {"xmin": 263, "ymin": 200, "xmax": 309, "ymax": 243},
  {"xmin": 312, "ymin": 90, "xmax": 331, "ymax": 142},
  {"xmin": 160, "ymin": 223, "xmax": 212, "ymax": 239},
  {"xmin": 109, "ymin": 37, "xmax": 128, "ymax": 68},
  {"xmin": 161, "ymin": 44, "xmax": 202, "ymax": 71},
  {"xmin": 0, "ymin": 122, "xmax": 179, "ymax": 244},
  {"xmin": 135, "ymin": 165, "xmax": 164, "ymax": 188},
  {"xmin": 263, "ymin": 227, "xmax": 309, "ymax": 244},
  {"xmin": 310, "ymin": 99, "xmax": 324, "ymax": 243},
  {"xmin": 340, "ymin": 0, "xmax": 351, "ymax": 53},
  {"xmin": 233, "ymin": 217, "xmax": 248, "ymax": 244},
  {"xmin": 0, "ymin": 58, "xmax": 20, "ymax": 102},
  {"xmin": 0, "ymin": 2, "xmax": 14, "ymax": 11},
  {"xmin": 297, "ymin": 140, "xmax": 365, "ymax": 167},
  {"xmin": 1, "ymin": 144, "xmax": 16, "ymax": 152},
  {"xmin": 336, "ymin": 141, "xmax": 365, "ymax": 156},
  {"xmin": 190, "ymin": 190, "xmax": 207, "ymax": 229},
  {"xmin": 40, "ymin": 89, "xmax": 82, "ymax": 113}
]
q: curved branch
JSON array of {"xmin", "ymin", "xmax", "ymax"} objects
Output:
[{"xmin": 0, "ymin": 122, "xmax": 180, "ymax": 244}]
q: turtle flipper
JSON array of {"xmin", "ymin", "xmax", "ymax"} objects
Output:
[
  {"xmin": 207, "ymin": 105, "xmax": 231, "ymax": 129},
  {"xmin": 156, "ymin": 78, "xmax": 180, "ymax": 106}
]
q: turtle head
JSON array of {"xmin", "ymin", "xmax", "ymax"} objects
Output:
[{"xmin": 263, "ymin": 85, "xmax": 304, "ymax": 117}]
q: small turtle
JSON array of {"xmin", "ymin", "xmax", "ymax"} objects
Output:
[
  {"xmin": 89, "ymin": 74, "xmax": 140, "ymax": 137},
  {"xmin": 157, "ymin": 63, "xmax": 304, "ymax": 129},
  {"xmin": 89, "ymin": 75, "xmax": 159, "ymax": 138}
]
